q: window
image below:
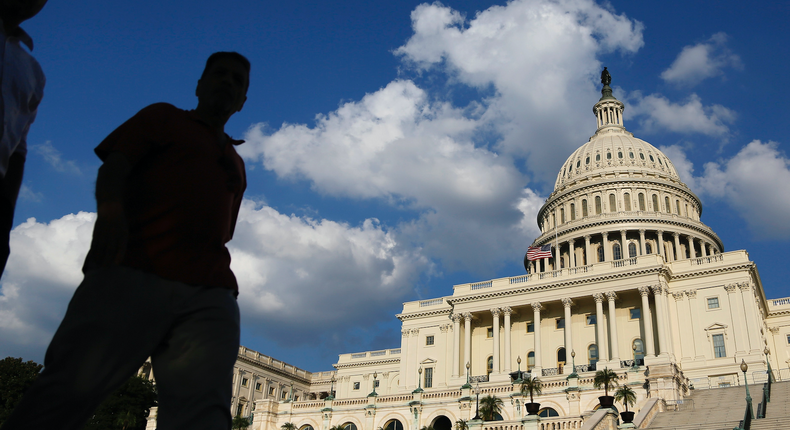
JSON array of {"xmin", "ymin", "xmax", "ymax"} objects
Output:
[
  {"xmin": 649, "ymin": 154, "xmax": 654, "ymax": 162},
  {"xmin": 242, "ymin": 377, "xmax": 249, "ymax": 387},
  {"xmin": 639, "ymin": 152, "xmax": 645, "ymax": 160},
  {"xmin": 269, "ymin": 387, "xmax": 275, "ymax": 395},
  {"xmin": 426, "ymin": 335, "xmax": 434, "ymax": 346},
  {"xmin": 353, "ymin": 382, "xmax": 360, "ymax": 390},
  {"xmin": 633, "ymin": 339, "xmax": 645, "ymax": 361},
  {"xmin": 586, "ymin": 314, "xmax": 596, "ymax": 325},
  {"xmin": 527, "ymin": 351, "xmax": 535, "ymax": 371},
  {"xmin": 294, "ymin": 395, "xmax": 299, "ymax": 401},
  {"xmin": 618, "ymin": 151, "xmax": 623, "ymax": 159},
  {"xmin": 638, "ymin": 193, "xmax": 646, "ymax": 211},
  {"xmin": 588, "ymin": 344, "xmax": 599, "ymax": 365},
  {"xmin": 613, "ymin": 243, "xmax": 622, "ymax": 260},
  {"xmin": 527, "ymin": 322, "xmax": 534, "ymax": 333},
  {"xmin": 596, "ymin": 153, "xmax": 601, "ymax": 161},
  {"xmin": 487, "ymin": 327, "xmax": 494, "ymax": 338},
  {"xmin": 281, "ymin": 391, "xmax": 287, "ymax": 399},
  {"xmin": 629, "ymin": 242, "xmax": 637, "ymax": 258},
  {"xmin": 595, "ymin": 196, "xmax": 602, "ymax": 214},
  {"xmin": 487, "ymin": 356, "xmax": 494, "ymax": 375},
  {"xmin": 609, "ymin": 194, "xmax": 617, "ymax": 212},
  {"xmin": 586, "ymin": 156, "xmax": 590, "ymax": 165},
  {"xmin": 713, "ymin": 334, "xmax": 726, "ymax": 358},
  {"xmin": 624, "ymin": 193, "xmax": 631, "ymax": 211},
  {"xmin": 582, "ymin": 199, "xmax": 588, "ymax": 216},
  {"xmin": 374, "ymin": 380, "xmax": 380, "ymax": 388},
  {"xmin": 256, "ymin": 383, "xmax": 262, "ymax": 391},
  {"xmin": 424, "ymin": 367, "xmax": 433, "ymax": 388},
  {"xmin": 630, "ymin": 308, "xmax": 641, "ymax": 320},
  {"xmin": 556, "ymin": 318, "xmax": 565, "ymax": 329},
  {"xmin": 597, "ymin": 246, "xmax": 605, "ymax": 262},
  {"xmin": 652, "ymin": 195, "xmax": 659, "ymax": 212},
  {"xmin": 560, "ymin": 208, "xmax": 565, "ymax": 223},
  {"xmin": 645, "ymin": 242, "xmax": 652, "ymax": 254},
  {"xmin": 707, "ymin": 297, "xmax": 720, "ymax": 309},
  {"xmin": 539, "ymin": 408, "xmax": 559, "ymax": 418},
  {"xmin": 570, "ymin": 203, "xmax": 576, "ymax": 220},
  {"xmin": 665, "ymin": 196, "xmax": 671, "ymax": 213},
  {"xmin": 786, "ymin": 334, "xmax": 790, "ymax": 344},
  {"xmin": 676, "ymin": 200, "xmax": 681, "ymax": 215}
]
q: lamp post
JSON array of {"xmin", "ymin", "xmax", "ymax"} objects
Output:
[
  {"xmin": 418, "ymin": 366, "xmax": 423, "ymax": 390},
  {"xmin": 631, "ymin": 344, "xmax": 639, "ymax": 370},
  {"xmin": 515, "ymin": 356, "xmax": 523, "ymax": 384},
  {"xmin": 370, "ymin": 371, "xmax": 378, "ymax": 396},
  {"xmin": 764, "ymin": 347, "xmax": 775, "ymax": 383},
  {"xmin": 289, "ymin": 381, "xmax": 294, "ymax": 401},
  {"xmin": 462, "ymin": 361, "xmax": 472, "ymax": 389},
  {"xmin": 568, "ymin": 350, "xmax": 579, "ymax": 378},
  {"xmin": 472, "ymin": 382, "xmax": 481, "ymax": 421},
  {"xmin": 740, "ymin": 360, "xmax": 754, "ymax": 419}
]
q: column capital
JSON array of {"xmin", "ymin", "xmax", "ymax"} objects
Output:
[
  {"xmin": 605, "ymin": 291, "xmax": 618, "ymax": 301},
  {"xmin": 724, "ymin": 284, "xmax": 738, "ymax": 293},
  {"xmin": 593, "ymin": 292, "xmax": 605, "ymax": 303},
  {"xmin": 501, "ymin": 306, "xmax": 513, "ymax": 316},
  {"xmin": 440, "ymin": 324, "xmax": 452, "ymax": 333},
  {"xmin": 685, "ymin": 289, "xmax": 697, "ymax": 299},
  {"xmin": 650, "ymin": 284, "xmax": 664, "ymax": 295},
  {"xmin": 620, "ymin": 229, "xmax": 627, "ymax": 234},
  {"xmin": 463, "ymin": 312, "xmax": 473, "ymax": 321},
  {"xmin": 402, "ymin": 329, "xmax": 410, "ymax": 338},
  {"xmin": 491, "ymin": 308, "xmax": 501, "ymax": 317},
  {"xmin": 672, "ymin": 292, "xmax": 685, "ymax": 300},
  {"xmin": 657, "ymin": 230, "xmax": 664, "ymax": 235},
  {"xmin": 638, "ymin": 286, "xmax": 651, "ymax": 297},
  {"xmin": 738, "ymin": 282, "xmax": 752, "ymax": 292},
  {"xmin": 567, "ymin": 238, "xmax": 575, "ymax": 246},
  {"xmin": 451, "ymin": 313, "xmax": 463, "ymax": 323},
  {"xmin": 561, "ymin": 297, "xmax": 574, "ymax": 308},
  {"xmin": 584, "ymin": 234, "xmax": 591, "ymax": 241},
  {"xmin": 639, "ymin": 229, "xmax": 646, "ymax": 234},
  {"xmin": 602, "ymin": 232, "xmax": 609, "ymax": 239},
  {"xmin": 410, "ymin": 328, "xmax": 420, "ymax": 336},
  {"xmin": 531, "ymin": 302, "xmax": 543, "ymax": 312},
  {"xmin": 673, "ymin": 232, "xmax": 680, "ymax": 238}
]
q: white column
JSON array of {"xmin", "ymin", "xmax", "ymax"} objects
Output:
[
  {"xmin": 491, "ymin": 308, "xmax": 501, "ymax": 374},
  {"xmin": 686, "ymin": 290, "xmax": 706, "ymax": 359},
  {"xmin": 739, "ymin": 283, "xmax": 762, "ymax": 352},
  {"xmin": 657, "ymin": 230, "xmax": 665, "ymax": 260},
  {"xmin": 593, "ymin": 293, "xmax": 608, "ymax": 362},
  {"xmin": 652, "ymin": 285, "xmax": 669, "ymax": 357},
  {"xmin": 668, "ymin": 292, "xmax": 683, "ymax": 359},
  {"xmin": 584, "ymin": 235, "xmax": 592, "ymax": 266},
  {"xmin": 562, "ymin": 298, "xmax": 574, "ymax": 373},
  {"xmin": 700, "ymin": 241, "xmax": 708, "ymax": 257},
  {"xmin": 674, "ymin": 292, "xmax": 694, "ymax": 359},
  {"xmin": 620, "ymin": 230, "xmax": 628, "ymax": 258},
  {"xmin": 639, "ymin": 229, "xmax": 646, "ymax": 255},
  {"xmin": 688, "ymin": 235, "xmax": 696, "ymax": 259},
  {"xmin": 673, "ymin": 232, "xmax": 682, "ymax": 260},
  {"xmin": 606, "ymin": 291, "xmax": 620, "ymax": 362},
  {"xmin": 532, "ymin": 302, "xmax": 543, "ymax": 374},
  {"xmin": 569, "ymin": 240, "xmax": 576, "ymax": 268},
  {"xmin": 452, "ymin": 314, "xmax": 461, "ymax": 377},
  {"xmin": 463, "ymin": 313, "xmax": 472, "ymax": 374},
  {"xmin": 400, "ymin": 329, "xmax": 410, "ymax": 389},
  {"xmin": 503, "ymin": 307, "xmax": 512, "ymax": 372},
  {"xmin": 602, "ymin": 232, "xmax": 610, "ymax": 261},
  {"xmin": 639, "ymin": 287, "xmax": 656, "ymax": 357}
]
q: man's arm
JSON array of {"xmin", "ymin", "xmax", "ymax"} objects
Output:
[{"xmin": 85, "ymin": 152, "xmax": 132, "ymax": 270}]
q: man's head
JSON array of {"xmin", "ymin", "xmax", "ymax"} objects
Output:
[
  {"xmin": 0, "ymin": 0, "xmax": 47, "ymax": 29},
  {"xmin": 196, "ymin": 52, "xmax": 250, "ymax": 117}
]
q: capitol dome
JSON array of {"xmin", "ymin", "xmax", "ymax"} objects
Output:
[{"xmin": 525, "ymin": 69, "xmax": 723, "ymax": 273}]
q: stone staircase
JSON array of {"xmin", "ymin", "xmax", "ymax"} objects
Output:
[{"xmin": 641, "ymin": 381, "xmax": 790, "ymax": 430}]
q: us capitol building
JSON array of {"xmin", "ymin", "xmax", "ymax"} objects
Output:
[{"xmin": 144, "ymin": 72, "xmax": 790, "ymax": 430}]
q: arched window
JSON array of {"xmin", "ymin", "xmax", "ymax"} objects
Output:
[
  {"xmin": 300, "ymin": 426, "xmax": 314, "ymax": 430},
  {"xmin": 645, "ymin": 242, "xmax": 653, "ymax": 254},
  {"xmin": 538, "ymin": 408, "xmax": 559, "ymax": 418},
  {"xmin": 570, "ymin": 203, "xmax": 576, "ymax": 220},
  {"xmin": 633, "ymin": 339, "xmax": 645, "ymax": 362},
  {"xmin": 597, "ymin": 246, "xmax": 605, "ymax": 262},
  {"xmin": 628, "ymin": 242, "xmax": 637, "ymax": 258},
  {"xmin": 560, "ymin": 256, "xmax": 565, "ymax": 268},
  {"xmin": 344, "ymin": 424, "xmax": 358, "ymax": 430},
  {"xmin": 618, "ymin": 151, "xmax": 623, "ymax": 159},
  {"xmin": 613, "ymin": 243, "xmax": 622, "ymax": 260},
  {"xmin": 527, "ymin": 351, "xmax": 535, "ymax": 371},
  {"xmin": 595, "ymin": 196, "xmax": 602, "ymax": 214},
  {"xmin": 609, "ymin": 194, "xmax": 617, "ymax": 212},
  {"xmin": 638, "ymin": 193, "xmax": 646, "ymax": 211},
  {"xmin": 676, "ymin": 200, "xmax": 681, "ymax": 215},
  {"xmin": 582, "ymin": 199, "xmax": 588, "ymax": 217},
  {"xmin": 551, "ymin": 214, "xmax": 556, "ymax": 228},
  {"xmin": 607, "ymin": 152, "xmax": 612, "ymax": 159},
  {"xmin": 664, "ymin": 196, "xmax": 671, "ymax": 213},
  {"xmin": 557, "ymin": 347, "xmax": 566, "ymax": 370},
  {"xmin": 596, "ymin": 153, "xmax": 601, "ymax": 161},
  {"xmin": 560, "ymin": 208, "xmax": 565, "ymax": 224},
  {"xmin": 588, "ymin": 344, "xmax": 599, "ymax": 365},
  {"xmin": 384, "ymin": 420, "xmax": 404, "ymax": 430},
  {"xmin": 652, "ymin": 195, "xmax": 659, "ymax": 212},
  {"xmin": 487, "ymin": 356, "xmax": 493, "ymax": 375},
  {"xmin": 623, "ymin": 193, "xmax": 631, "ymax": 211}
]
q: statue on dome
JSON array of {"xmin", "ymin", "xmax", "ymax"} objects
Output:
[{"xmin": 601, "ymin": 67, "xmax": 611, "ymax": 86}]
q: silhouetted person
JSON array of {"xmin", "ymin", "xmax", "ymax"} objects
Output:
[
  {"xmin": 0, "ymin": 0, "xmax": 47, "ymax": 278},
  {"xmin": 1, "ymin": 52, "xmax": 250, "ymax": 430}
]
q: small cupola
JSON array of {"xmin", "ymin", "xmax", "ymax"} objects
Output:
[{"xmin": 592, "ymin": 67, "xmax": 625, "ymax": 133}]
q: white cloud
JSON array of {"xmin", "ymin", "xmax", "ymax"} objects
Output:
[
  {"xmin": 32, "ymin": 141, "xmax": 82, "ymax": 175},
  {"xmin": 661, "ymin": 32, "xmax": 742, "ymax": 87},
  {"xmin": 665, "ymin": 141, "xmax": 790, "ymax": 239},
  {"xmin": 626, "ymin": 93, "xmax": 736, "ymax": 136},
  {"xmin": 19, "ymin": 184, "xmax": 43, "ymax": 202}
]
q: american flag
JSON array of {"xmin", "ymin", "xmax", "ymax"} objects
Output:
[{"xmin": 526, "ymin": 244, "xmax": 552, "ymax": 261}]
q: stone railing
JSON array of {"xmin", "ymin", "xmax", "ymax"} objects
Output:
[
  {"xmin": 471, "ymin": 281, "xmax": 493, "ymax": 290},
  {"xmin": 376, "ymin": 394, "xmax": 412, "ymax": 403},
  {"xmin": 770, "ymin": 297, "xmax": 790, "ymax": 307},
  {"xmin": 420, "ymin": 298, "xmax": 444, "ymax": 307},
  {"xmin": 539, "ymin": 417, "xmax": 584, "ymax": 430},
  {"xmin": 470, "ymin": 375, "xmax": 489, "ymax": 383},
  {"xmin": 691, "ymin": 254, "xmax": 723, "ymax": 265},
  {"xmin": 292, "ymin": 401, "xmax": 324, "ymax": 409}
]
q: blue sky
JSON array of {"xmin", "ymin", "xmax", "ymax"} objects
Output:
[{"xmin": 1, "ymin": 0, "xmax": 788, "ymax": 372}]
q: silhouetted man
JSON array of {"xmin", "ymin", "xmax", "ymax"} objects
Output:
[
  {"xmin": 0, "ymin": 0, "xmax": 47, "ymax": 278},
  {"xmin": 2, "ymin": 52, "xmax": 250, "ymax": 430}
]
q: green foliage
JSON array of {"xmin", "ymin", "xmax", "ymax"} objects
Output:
[
  {"xmin": 281, "ymin": 422, "xmax": 297, "ymax": 430},
  {"xmin": 329, "ymin": 425, "xmax": 347, "ymax": 430},
  {"xmin": 455, "ymin": 419, "xmax": 468, "ymax": 430},
  {"xmin": 420, "ymin": 426, "xmax": 435, "ymax": 430},
  {"xmin": 478, "ymin": 394, "xmax": 503, "ymax": 421},
  {"xmin": 83, "ymin": 376, "xmax": 157, "ymax": 430},
  {"xmin": 232, "ymin": 415, "xmax": 252, "ymax": 430},
  {"xmin": 0, "ymin": 356, "xmax": 43, "ymax": 426},
  {"xmin": 613, "ymin": 385, "xmax": 637, "ymax": 412},
  {"xmin": 519, "ymin": 374, "xmax": 543, "ymax": 403},
  {"xmin": 593, "ymin": 368, "xmax": 619, "ymax": 397}
]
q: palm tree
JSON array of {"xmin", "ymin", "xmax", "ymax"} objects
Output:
[
  {"xmin": 455, "ymin": 419, "xmax": 468, "ymax": 430},
  {"xmin": 593, "ymin": 367, "xmax": 619, "ymax": 397},
  {"xmin": 232, "ymin": 415, "xmax": 251, "ymax": 430},
  {"xmin": 329, "ymin": 425, "xmax": 347, "ymax": 430},
  {"xmin": 478, "ymin": 394, "xmax": 503, "ymax": 421},
  {"xmin": 519, "ymin": 374, "xmax": 543, "ymax": 404},
  {"xmin": 614, "ymin": 385, "xmax": 636, "ymax": 412},
  {"xmin": 282, "ymin": 423, "xmax": 297, "ymax": 430},
  {"xmin": 420, "ymin": 426, "xmax": 435, "ymax": 430}
]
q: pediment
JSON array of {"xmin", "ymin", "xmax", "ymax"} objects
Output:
[
  {"xmin": 704, "ymin": 322, "xmax": 728, "ymax": 331},
  {"xmin": 420, "ymin": 358, "xmax": 437, "ymax": 365}
]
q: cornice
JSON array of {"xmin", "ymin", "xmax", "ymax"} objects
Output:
[
  {"xmin": 237, "ymin": 355, "xmax": 312, "ymax": 383},
  {"xmin": 668, "ymin": 262, "xmax": 754, "ymax": 280},
  {"xmin": 333, "ymin": 358, "xmax": 400, "ymax": 369},
  {"xmin": 397, "ymin": 308, "xmax": 452, "ymax": 321}
]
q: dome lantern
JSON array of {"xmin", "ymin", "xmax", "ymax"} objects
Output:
[{"xmin": 592, "ymin": 67, "xmax": 625, "ymax": 133}]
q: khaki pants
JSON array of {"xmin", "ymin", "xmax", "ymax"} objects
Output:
[{"xmin": 1, "ymin": 266, "xmax": 240, "ymax": 430}]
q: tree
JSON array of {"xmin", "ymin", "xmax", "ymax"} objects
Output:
[
  {"xmin": 0, "ymin": 357, "xmax": 43, "ymax": 426},
  {"xmin": 519, "ymin": 374, "xmax": 543, "ymax": 404},
  {"xmin": 282, "ymin": 422, "xmax": 297, "ymax": 430},
  {"xmin": 478, "ymin": 394, "xmax": 503, "ymax": 421},
  {"xmin": 329, "ymin": 425, "xmax": 347, "ymax": 430},
  {"xmin": 593, "ymin": 367, "xmax": 619, "ymax": 397},
  {"xmin": 84, "ymin": 376, "xmax": 157, "ymax": 430},
  {"xmin": 420, "ymin": 426, "xmax": 435, "ymax": 430},
  {"xmin": 455, "ymin": 420, "xmax": 468, "ymax": 430},
  {"xmin": 232, "ymin": 415, "xmax": 251, "ymax": 430},
  {"xmin": 614, "ymin": 385, "xmax": 636, "ymax": 412}
]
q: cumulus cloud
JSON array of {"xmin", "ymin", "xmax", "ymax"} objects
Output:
[
  {"xmin": 32, "ymin": 141, "xmax": 82, "ymax": 175},
  {"xmin": 665, "ymin": 141, "xmax": 790, "ymax": 239},
  {"xmin": 661, "ymin": 32, "xmax": 742, "ymax": 87},
  {"xmin": 626, "ymin": 92, "xmax": 736, "ymax": 137}
]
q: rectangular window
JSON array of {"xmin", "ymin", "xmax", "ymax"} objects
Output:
[
  {"xmin": 624, "ymin": 193, "xmax": 631, "ymax": 211},
  {"xmin": 556, "ymin": 318, "xmax": 565, "ymax": 329},
  {"xmin": 256, "ymin": 382, "xmax": 262, "ymax": 391},
  {"xmin": 374, "ymin": 380, "xmax": 380, "ymax": 388},
  {"xmin": 353, "ymin": 382, "xmax": 360, "ymax": 390},
  {"xmin": 426, "ymin": 335, "xmax": 435, "ymax": 346},
  {"xmin": 242, "ymin": 377, "xmax": 249, "ymax": 387},
  {"xmin": 707, "ymin": 297, "xmax": 720, "ymax": 309},
  {"xmin": 424, "ymin": 368, "xmax": 433, "ymax": 388},
  {"xmin": 586, "ymin": 314, "xmax": 596, "ymax": 325},
  {"xmin": 786, "ymin": 334, "xmax": 790, "ymax": 345},
  {"xmin": 570, "ymin": 203, "xmax": 576, "ymax": 220},
  {"xmin": 712, "ymin": 334, "xmax": 726, "ymax": 358},
  {"xmin": 526, "ymin": 322, "xmax": 534, "ymax": 333},
  {"xmin": 487, "ymin": 327, "xmax": 494, "ymax": 338},
  {"xmin": 269, "ymin": 387, "xmax": 275, "ymax": 395},
  {"xmin": 630, "ymin": 308, "xmax": 641, "ymax": 320}
]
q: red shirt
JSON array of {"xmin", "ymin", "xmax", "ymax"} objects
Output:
[{"xmin": 95, "ymin": 103, "xmax": 246, "ymax": 293}]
